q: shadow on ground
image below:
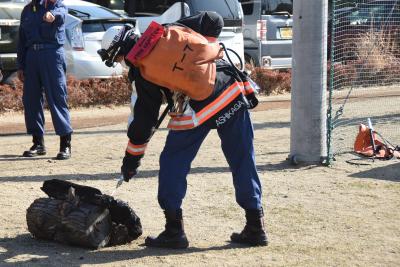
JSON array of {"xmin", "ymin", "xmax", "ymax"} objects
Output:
[
  {"xmin": 0, "ymin": 119, "xmax": 290, "ymax": 137},
  {"xmin": 0, "ymin": 234, "xmax": 249, "ymax": 267},
  {"xmin": 0, "ymin": 160, "xmax": 309, "ymax": 183},
  {"xmin": 349, "ymin": 162, "xmax": 400, "ymax": 182},
  {"xmin": 334, "ymin": 113, "xmax": 400, "ymax": 128}
]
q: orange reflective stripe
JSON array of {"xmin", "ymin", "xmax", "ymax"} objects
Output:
[
  {"xmin": 243, "ymin": 81, "xmax": 255, "ymax": 94},
  {"xmin": 196, "ymin": 82, "xmax": 245, "ymax": 123},
  {"xmin": 126, "ymin": 141, "xmax": 147, "ymax": 156},
  {"xmin": 168, "ymin": 114, "xmax": 193, "ymax": 121},
  {"xmin": 167, "ymin": 81, "xmax": 247, "ymax": 130},
  {"xmin": 196, "ymin": 82, "xmax": 240, "ymax": 118},
  {"xmin": 198, "ymin": 85, "xmax": 242, "ymax": 124},
  {"xmin": 167, "ymin": 121, "xmax": 195, "ymax": 130}
]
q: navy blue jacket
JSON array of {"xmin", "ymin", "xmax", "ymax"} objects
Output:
[
  {"xmin": 17, "ymin": 0, "xmax": 67, "ymax": 70},
  {"xmin": 124, "ymin": 12, "xmax": 247, "ymax": 170}
]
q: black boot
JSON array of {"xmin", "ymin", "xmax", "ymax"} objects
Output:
[
  {"xmin": 145, "ymin": 209, "xmax": 189, "ymax": 249},
  {"xmin": 231, "ymin": 208, "xmax": 268, "ymax": 246},
  {"xmin": 22, "ymin": 135, "xmax": 46, "ymax": 157},
  {"xmin": 56, "ymin": 134, "xmax": 71, "ymax": 160}
]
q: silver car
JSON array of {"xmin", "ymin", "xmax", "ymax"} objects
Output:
[
  {"xmin": 0, "ymin": 0, "xmax": 137, "ymax": 82},
  {"xmin": 239, "ymin": 0, "xmax": 293, "ymax": 69}
]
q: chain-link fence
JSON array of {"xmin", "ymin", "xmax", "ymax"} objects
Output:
[{"xmin": 327, "ymin": 0, "xmax": 400, "ymax": 163}]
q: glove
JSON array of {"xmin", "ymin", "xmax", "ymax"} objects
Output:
[{"xmin": 121, "ymin": 153, "xmax": 140, "ymax": 182}]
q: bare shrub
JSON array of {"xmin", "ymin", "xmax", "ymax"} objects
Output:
[
  {"xmin": 0, "ymin": 82, "xmax": 23, "ymax": 112},
  {"xmin": 354, "ymin": 30, "xmax": 400, "ymax": 85},
  {"xmin": 327, "ymin": 61, "xmax": 358, "ymax": 89},
  {"xmin": 0, "ymin": 73, "xmax": 131, "ymax": 114},
  {"xmin": 250, "ymin": 67, "xmax": 292, "ymax": 95},
  {"xmin": 0, "ymin": 67, "xmax": 294, "ymax": 114},
  {"xmin": 67, "ymin": 72, "xmax": 131, "ymax": 108}
]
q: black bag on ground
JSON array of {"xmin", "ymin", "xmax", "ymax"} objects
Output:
[{"xmin": 26, "ymin": 179, "xmax": 142, "ymax": 249}]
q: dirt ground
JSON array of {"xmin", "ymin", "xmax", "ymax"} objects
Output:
[{"xmin": 0, "ymin": 95, "xmax": 399, "ymax": 267}]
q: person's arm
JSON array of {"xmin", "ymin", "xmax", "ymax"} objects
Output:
[
  {"xmin": 121, "ymin": 72, "xmax": 163, "ymax": 181},
  {"xmin": 48, "ymin": 0, "xmax": 67, "ymax": 26},
  {"xmin": 177, "ymin": 11, "xmax": 224, "ymax": 39},
  {"xmin": 17, "ymin": 6, "xmax": 28, "ymax": 77}
]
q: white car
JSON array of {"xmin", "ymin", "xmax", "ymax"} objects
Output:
[{"xmin": 64, "ymin": 0, "xmax": 139, "ymax": 79}]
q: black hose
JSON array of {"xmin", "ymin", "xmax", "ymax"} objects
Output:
[{"xmin": 219, "ymin": 42, "xmax": 244, "ymax": 71}]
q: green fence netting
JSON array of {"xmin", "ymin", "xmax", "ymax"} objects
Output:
[{"xmin": 327, "ymin": 0, "xmax": 400, "ymax": 164}]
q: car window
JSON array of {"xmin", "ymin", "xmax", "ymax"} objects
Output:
[
  {"xmin": 0, "ymin": 6, "xmax": 23, "ymax": 20},
  {"xmin": 67, "ymin": 5, "xmax": 121, "ymax": 19},
  {"xmin": 82, "ymin": 20, "xmax": 134, "ymax": 33},
  {"xmin": 108, "ymin": 0, "xmax": 124, "ymax": 10},
  {"xmin": 187, "ymin": 0, "xmax": 241, "ymax": 20},
  {"xmin": 128, "ymin": 0, "xmax": 179, "ymax": 16},
  {"xmin": 81, "ymin": 22, "xmax": 105, "ymax": 32},
  {"xmin": 103, "ymin": 21, "xmax": 132, "ymax": 30},
  {"xmin": 239, "ymin": 0, "xmax": 255, "ymax": 16},
  {"xmin": 130, "ymin": 0, "xmax": 241, "ymax": 20},
  {"xmin": 262, "ymin": 0, "xmax": 293, "ymax": 15},
  {"xmin": 358, "ymin": 2, "xmax": 399, "ymax": 22}
]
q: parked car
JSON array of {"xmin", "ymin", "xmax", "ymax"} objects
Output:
[
  {"xmin": 97, "ymin": 0, "xmax": 246, "ymax": 66},
  {"xmin": 352, "ymin": 0, "xmax": 400, "ymax": 28},
  {"xmin": 328, "ymin": 0, "xmax": 400, "ymax": 61},
  {"xmin": 239, "ymin": 0, "xmax": 293, "ymax": 69},
  {"xmin": 0, "ymin": 0, "xmax": 21, "ymax": 82},
  {"xmin": 0, "ymin": 0, "xmax": 138, "ymax": 83}
]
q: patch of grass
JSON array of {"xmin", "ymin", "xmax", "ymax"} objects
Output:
[
  {"xmin": 383, "ymin": 183, "xmax": 400, "ymax": 190},
  {"xmin": 347, "ymin": 181, "xmax": 377, "ymax": 189}
]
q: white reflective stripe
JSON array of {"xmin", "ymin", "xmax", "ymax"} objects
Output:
[
  {"xmin": 168, "ymin": 107, "xmax": 198, "ymax": 127},
  {"xmin": 126, "ymin": 142, "xmax": 147, "ymax": 155},
  {"xmin": 127, "ymin": 146, "xmax": 146, "ymax": 154},
  {"xmin": 168, "ymin": 119, "xmax": 194, "ymax": 127}
]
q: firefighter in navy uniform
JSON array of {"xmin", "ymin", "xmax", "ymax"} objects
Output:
[
  {"xmin": 17, "ymin": 0, "xmax": 72, "ymax": 160},
  {"xmin": 99, "ymin": 11, "xmax": 267, "ymax": 248}
]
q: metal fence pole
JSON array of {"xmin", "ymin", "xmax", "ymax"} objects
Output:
[{"xmin": 289, "ymin": 0, "xmax": 328, "ymax": 164}]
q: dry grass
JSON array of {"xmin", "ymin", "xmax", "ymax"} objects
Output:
[
  {"xmin": 331, "ymin": 30, "xmax": 400, "ymax": 88},
  {"xmin": 355, "ymin": 30, "xmax": 399, "ymax": 73},
  {"xmin": 0, "ymin": 106, "xmax": 399, "ymax": 266}
]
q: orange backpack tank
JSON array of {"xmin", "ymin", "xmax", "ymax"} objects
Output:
[{"xmin": 126, "ymin": 23, "xmax": 223, "ymax": 101}]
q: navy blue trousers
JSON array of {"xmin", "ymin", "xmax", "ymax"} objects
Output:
[
  {"xmin": 158, "ymin": 108, "xmax": 262, "ymax": 211},
  {"xmin": 22, "ymin": 47, "xmax": 72, "ymax": 136}
]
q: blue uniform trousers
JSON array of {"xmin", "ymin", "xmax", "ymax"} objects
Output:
[
  {"xmin": 22, "ymin": 47, "xmax": 72, "ymax": 136},
  {"xmin": 158, "ymin": 108, "xmax": 262, "ymax": 211}
]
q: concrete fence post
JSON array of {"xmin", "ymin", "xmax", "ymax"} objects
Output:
[{"xmin": 289, "ymin": 0, "xmax": 328, "ymax": 164}]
